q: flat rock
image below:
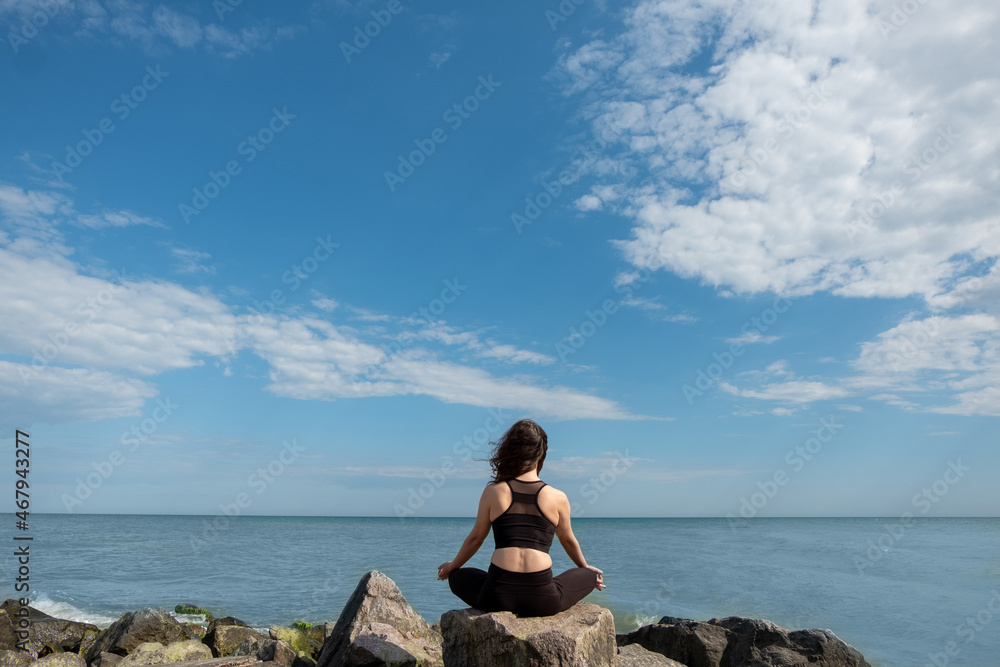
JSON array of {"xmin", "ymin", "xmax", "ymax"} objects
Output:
[
  {"xmin": 617, "ymin": 621, "xmax": 729, "ymax": 667},
  {"xmin": 86, "ymin": 609, "xmax": 193, "ymax": 663},
  {"xmin": 349, "ymin": 623, "xmax": 444, "ymax": 666},
  {"xmin": 118, "ymin": 640, "xmax": 214, "ymax": 667},
  {"xmin": 96, "ymin": 652, "xmax": 125, "ymax": 667},
  {"xmin": 204, "ymin": 627, "xmax": 267, "ymax": 658},
  {"xmin": 0, "ymin": 602, "xmax": 99, "ymax": 657},
  {"xmin": 36, "ymin": 653, "xmax": 88, "ymax": 667},
  {"xmin": 440, "ymin": 601, "xmax": 616, "ymax": 667},
  {"xmin": 710, "ymin": 616, "xmax": 870, "ymax": 667},
  {"xmin": 0, "ymin": 650, "xmax": 34, "ymax": 667},
  {"xmin": 316, "ymin": 571, "xmax": 442, "ymax": 667},
  {"xmin": 617, "ymin": 617, "xmax": 871, "ymax": 667},
  {"xmin": 617, "ymin": 644, "xmax": 686, "ymax": 667}
]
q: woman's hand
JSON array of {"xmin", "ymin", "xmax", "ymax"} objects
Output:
[
  {"xmin": 585, "ymin": 565, "xmax": 606, "ymax": 591},
  {"xmin": 437, "ymin": 561, "xmax": 457, "ymax": 580}
]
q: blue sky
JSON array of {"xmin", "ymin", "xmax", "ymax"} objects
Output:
[{"xmin": 1, "ymin": 0, "xmax": 997, "ymax": 518}]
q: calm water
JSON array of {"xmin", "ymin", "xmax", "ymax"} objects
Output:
[{"xmin": 2, "ymin": 515, "xmax": 998, "ymax": 667}]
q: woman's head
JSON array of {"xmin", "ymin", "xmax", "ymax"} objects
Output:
[{"xmin": 488, "ymin": 419, "xmax": 548, "ymax": 483}]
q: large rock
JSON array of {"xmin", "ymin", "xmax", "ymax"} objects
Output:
[
  {"xmin": 35, "ymin": 654, "xmax": 88, "ymax": 667},
  {"xmin": 268, "ymin": 628, "xmax": 319, "ymax": 660},
  {"xmin": 617, "ymin": 616, "xmax": 870, "ymax": 667},
  {"xmin": 1, "ymin": 601, "xmax": 100, "ymax": 657},
  {"xmin": 616, "ymin": 620, "xmax": 729, "ymax": 667},
  {"xmin": 117, "ymin": 640, "xmax": 213, "ymax": 667},
  {"xmin": 204, "ymin": 627, "xmax": 267, "ymax": 658},
  {"xmin": 316, "ymin": 571, "xmax": 442, "ymax": 667},
  {"xmin": 231, "ymin": 638, "xmax": 297, "ymax": 667},
  {"xmin": 711, "ymin": 617, "xmax": 870, "ymax": 667},
  {"xmin": 0, "ymin": 650, "xmax": 34, "ymax": 667},
  {"xmin": 440, "ymin": 601, "xmax": 617, "ymax": 667},
  {"xmin": 616, "ymin": 644, "xmax": 685, "ymax": 667},
  {"xmin": 86, "ymin": 609, "xmax": 192, "ymax": 662}
]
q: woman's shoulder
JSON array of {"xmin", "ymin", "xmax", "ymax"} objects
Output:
[{"xmin": 539, "ymin": 482, "xmax": 567, "ymax": 501}]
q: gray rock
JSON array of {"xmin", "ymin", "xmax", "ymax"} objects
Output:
[
  {"xmin": 617, "ymin": 620, "xmax": 729, "ymax": 667},
  {"xmin": 36, "ymin": 653, "xmax": 88, "ymax": 667},
  {"xmin": 710, "ymin": 616, "xmax": 870, "ymax": 667},
  {"xmin": 440, "ymin": 601, "xmax": 616, "ymax": 667},
  {"xmin": 95, "ymin": 652, "xmax": 124, "ymax": 667},
  {"xmin": 0, "ymin": 650, "xmax": 36, "ymax": 667},
  {"xmin": 0, "ymin": 602, "xmax": 100, "ymax": 657},
  {"xmin": 617, "ymin": 644, "xmax": 686, "ymax": 667},
  {"xmin": 230, "ymin": 638, "xmax": 297, "ymax": 667},
  {"xmin": 203, "ymin": 627, "xmax": 267, "ymax": 658},
  {"xmin": 86, "ymin": 609, "xmax": 192, "ymax": 663},
  {"xmin": 204, "ymin": 621, "xmax": 246, "ymax": 638},
  {"xmin": 617, "ymin": 616, "xmax": 871, "ymax": 667},
  {"xmin": 117, "ymin": 640, "xmax": 213, "ymax": 667},
  {"xmin": 316, "ymin": 572, "xmax": 441, "ymax": 667}
]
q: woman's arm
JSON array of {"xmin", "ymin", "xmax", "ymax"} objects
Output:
[
  {"xmin": 552, "ymin": 489, "xmax": 588, "ymax": 568},
  {"xmin": 553, "ymin": 489, "xmax": 606, "ymax": 589},
  {"xmin": 437, "ymin": 484, "xmax": 495, "ymax": 579}
]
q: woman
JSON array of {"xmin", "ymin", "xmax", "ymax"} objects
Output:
[{"xmin": 437, "ymin": 419, "xmax": 605, "ymax": 617}]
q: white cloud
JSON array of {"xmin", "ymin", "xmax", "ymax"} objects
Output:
[
  {"xmin": 559, "ymin": 0, "xmax": 1000, "ymax": 304},
  {"xmin": 725, "ymin": 331, "xmax": 780, "ymax": 345},
  {"xmin": 0, "ymin": 361, "xmax": 155, "ymax": 429},
  {"xmin": 720, "ymin": 379, "xmax": 849, "ymax": 404},
  {"xmin": 75, "ymin": 209, "xmax": 164, "ymax": 229},
  {"xmin": 575, "ymin": 194, "xmax": 602, "ymax": 211},
  {"xmin": 170, "ymin": 247, "xmax": 215, "ymax": 274}
]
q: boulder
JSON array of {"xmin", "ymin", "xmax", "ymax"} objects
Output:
[
  {"xmin": 36, "ymin": 654, "xmax": 87, "ymax": 667},
  {"xmin": 205, "ymin": 621, "xmax": 246, "ymax": 637},
  {"xmin": 267, "ymin": 628, "xmax": 317, "ymax": 660},
  {"xmin": 710, "ymin": 616, "xmax": 870, "ymax": 667},
  {"xmin": 0, "ymin": 651, "xmax": 35, "ymax": 667},
  {"xmin": 0, "ymin": 611, "xmax": 18, "ymax": 651},
  {"xmin": 109, "ymin": 659, "xmax": 258, "ymax": 667},
  {"xmin": 204, "ymin": 627, "xmax": 267, "ymax": 658},
  {"xmin": 303, "ymin": 626, "xmax": 331, "ymax": 647},
  {"xmin": 349, "ymin": 623, "xmax": 445, "ymax": 666},
  {"xmin": 86, "ymin": 609, "xmax": 192, "ymax": 662},
  {"xmin": 440, "ymin": 601, "xmax": 616, "ymax": 667},
  {"xmin": 117, "ymin": 640, "xmax": 213, "ymax": 667},
  {"xmin": 95, "ymin": 652, "xmax": 124, "ymax": 667},
  {"xmin": 0, "ymin": 601, "xmax": 100, "ymax": 657},
  {"xmin": 617, "ymin": 644, "xmax": 686, "ymax": 667},
  {"xmin": 617, "ymin": 616, "xmax": 871, "ymax": 667},
  {"xmin": 231, "ymin": 637, "xmax": 297, "ymax": 667},
  {"xmin": 617, "ymin": 620, "xmax": 730, "ymax": 667},
  {"xmin": 316, "ymin": 572, "xmax": 442, "ymax": 667}
]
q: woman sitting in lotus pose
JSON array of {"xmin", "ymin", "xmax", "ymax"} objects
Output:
[{"xmin": 437, "ymin": 419, "xmax": 605, "ymax": 616}]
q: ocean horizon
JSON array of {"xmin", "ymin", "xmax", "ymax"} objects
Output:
[{"xmin": 3, "ymin": 514, "xmax": 998, "ymax": 667}]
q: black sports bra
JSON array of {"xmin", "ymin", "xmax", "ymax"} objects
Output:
[{"xmin": 491, "ymin": 478, "xmax": 557, "ymax": 553}]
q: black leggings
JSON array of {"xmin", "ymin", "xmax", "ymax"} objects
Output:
[{"xmin": 448, "ymin": 563, "xmax": 598, "ymax": 617}]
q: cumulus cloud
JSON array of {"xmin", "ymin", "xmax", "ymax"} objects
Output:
[{"xmin": 558, "ymin": 0, "xmax": 1000, "ymax": 303}]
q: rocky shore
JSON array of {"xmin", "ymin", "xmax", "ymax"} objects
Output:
[{"xmin": 2, "ymin": 571, "xmax": 871, "ymax": 667}]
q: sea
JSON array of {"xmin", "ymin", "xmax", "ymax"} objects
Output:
[{"xmin": 2, "ymin": 515, "xmax": 998, "ymax": 667}]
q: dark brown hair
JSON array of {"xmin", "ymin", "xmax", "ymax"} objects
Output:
[{"xmin": 488, "ymin": 419, "xmax": 548, "ymax": 483}]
